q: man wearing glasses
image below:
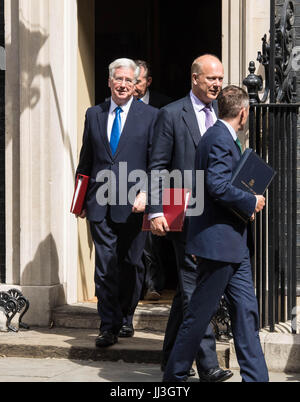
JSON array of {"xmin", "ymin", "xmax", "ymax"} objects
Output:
[{"xmin": 76, "ymin": 58, "xmax": 158, "ymax": 347}]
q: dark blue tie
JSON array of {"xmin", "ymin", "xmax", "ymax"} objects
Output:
[{"xmin": 110, "ymin": 106, "xmax": 122, "ymax": 155}]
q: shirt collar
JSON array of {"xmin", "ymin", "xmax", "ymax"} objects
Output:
[
  {"xmin": 140, "ymin": 89, "xmax": 150, "ymax": 104},
  {"xmin": 219, "ymin": 119, "xmax": 237, "ymax": 141},
  {"xmin": 190, "ymin": 90, "xmax": 213, "ymax": 111},
  {"xmin": 109, "ymin": 96, "xmax": 133, "ymax": 114}
]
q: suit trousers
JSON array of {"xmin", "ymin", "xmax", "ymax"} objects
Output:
[
  {"xmin": 162, "ymin": 231, "xmax": 218, "ymax": 372},
  {"xmin": 163, "ymin": 251, "xmax": 269, "ymax": 382},
  {"xmin": 89, "ymin": 212, "xmax": 146, "ymax": 334}
]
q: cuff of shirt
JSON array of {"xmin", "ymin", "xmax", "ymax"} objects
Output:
[{"xmin": 148, "ymin": 212, "xmax": 164, "ymax": 221}]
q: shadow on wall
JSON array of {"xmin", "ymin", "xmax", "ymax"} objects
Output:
[
  {"xmin": 6, "ymin": 13, "xmax": 76, "ymax": 175},
  {"xmin": 21, "ymin": 233, "xmax": 60, "ymax": 287},
  {"xmin": 5, "ymin": 3, "xmax": 78, "ymax": 289}
]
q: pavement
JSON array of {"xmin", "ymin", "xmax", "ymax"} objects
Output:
[{"xmin": 0, "ymin": 356, "xmax": 299, "ymax": 382}]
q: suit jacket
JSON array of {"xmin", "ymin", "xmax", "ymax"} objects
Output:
[
  {"xmin": 186, "ymin": 120, "xmax": 256, "ymax": 264},
  {"xmin": 76, "ymin": 98, "xmax": 158, "ymax": 223},
  {"xmin": 147, "ymin": 94, "xmax": 218, "ymax": 214},
  {"xmin": 148, "ymin": 90, "xmax": 173, "ymax": 109}
]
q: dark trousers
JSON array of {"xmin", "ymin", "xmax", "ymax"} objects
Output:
[
  {"xmin": 162, "ymin": 231, "xmax": 218, "ymax": 372},
  {"xmin": 143, "ymin": 233, "xmax": 175, "ymax": 293},
  {"xmin": 163, "ymin": 252, "xmax": 269, "ymax": 382},
  {"xmin": 89, "ymin": 213, "xmax": 146, "ymax": 334}
]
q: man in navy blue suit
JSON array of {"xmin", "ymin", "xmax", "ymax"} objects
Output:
[
  {"xmin": 163, "ymin": 85, "xmax": 269, "ymax": 382},
  {"xmin": 147, "ymin": 54, "xmax": 232, "ymax": 382},
  {"xmin": 76, "ymin": 58, "xmax": 158, "ymax": 347}
]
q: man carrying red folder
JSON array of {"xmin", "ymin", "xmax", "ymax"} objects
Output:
[
  {"xmin": 146, "ymin": 55, "xmax": 232, "ymax": 382},
  {"xmin": 75, "ymin": 58, "xmax": 158, "ymax": 347}
]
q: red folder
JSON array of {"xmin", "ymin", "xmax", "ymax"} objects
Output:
[
  {"xmin": 70, "ymin": 174, "xmax": 90, "ymax": 215},
  {"xmin": 142, "ymin": 188, "xmax": 191, "ymax": 232}
]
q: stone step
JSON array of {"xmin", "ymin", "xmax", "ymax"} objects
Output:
[
  {"xmin": 0, "ymin": 327, "xmax": 230, "ymax": 368},
  {"xmin": 51, "ymin": 302, "xmax": 171, "ymax": 333}
]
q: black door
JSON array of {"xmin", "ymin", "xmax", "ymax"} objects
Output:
[{"xmin": 95, "ymin": 0, "xmax": 222, "ymax": 103}]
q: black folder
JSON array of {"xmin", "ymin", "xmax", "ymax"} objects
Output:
[{"xmin": 230, "ymin": 148, "xmax": 276, "ymax": 222}]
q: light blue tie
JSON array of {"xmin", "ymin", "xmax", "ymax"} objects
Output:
[{"xmin": 110, "ymin": 106, "xmax": 122, "ymax": 155}]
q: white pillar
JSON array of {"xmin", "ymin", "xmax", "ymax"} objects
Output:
[
  {"xmin": 222, "ymin": 0, "xmax": 270, "ymax": 87},
  {"xmin": 4, "ymin": 0, "xmax": 78, "ymax": 325}
]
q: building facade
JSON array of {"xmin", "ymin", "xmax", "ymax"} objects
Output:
[{"xmin": 2, "ymin": 0, "xmax": 297, "ymax": 327}]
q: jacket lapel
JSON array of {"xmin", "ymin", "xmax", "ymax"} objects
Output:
[
  {"xmin": 182, "ymin": 95, "xmax": 201, "ymax": 147},
  {"xmin": 96, "ymin": 101, "xmax": 113, "ymax": 159},
  {"xmin": 113, "ymin": 98, "xmax": 139, "ymax": 160}
]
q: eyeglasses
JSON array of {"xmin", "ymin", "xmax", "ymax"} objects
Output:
[{"xmin": 112, "ymin": 77, "xmax": 135, "ymax": 87}]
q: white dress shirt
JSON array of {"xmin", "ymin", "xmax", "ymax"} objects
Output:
[
  {"xmin": 140, "ymin": 89, "xmax": 150, "ymax": 105},
  {"xmin": 107, "ymin": 96, "xmax": 134, "ymax": 141},
  {"xmin": 190, "ymin": 90, "xmax": 217, "ymax": 135}
]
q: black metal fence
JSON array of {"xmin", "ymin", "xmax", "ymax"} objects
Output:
[{"xmin": 249, "ymin": 103, "xmax": 298, "ymax": 333}]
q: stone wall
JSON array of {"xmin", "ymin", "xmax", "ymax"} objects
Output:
[{"xmin": 0, "ymin": 0, "xmax": 4, "ymax": 283}]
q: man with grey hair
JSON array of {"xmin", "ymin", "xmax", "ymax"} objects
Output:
[
  {"xmin": 163, "ymin": 85, "xmax": 269, "ymax": 382},
  {"xmin": 76, "ymin": 58, "xmax": 158, "ymax": 347}
]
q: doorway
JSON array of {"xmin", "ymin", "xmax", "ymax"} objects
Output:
[
  {"xmin": 77, "ymin": 0, "xmax": 222, "ymax": 300},
  {"xmin": 95, "ymin": 0, "xmax": 222, "ymax": 103},
  {"xmin": 93, "ymin": 0, "xmax": 222, "ymax": 295}
]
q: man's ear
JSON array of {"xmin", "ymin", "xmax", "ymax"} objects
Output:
[
  {"xmin": 192, "ymin": 73, "xmax": 198, "ymax": 85},
  {"xmin": 239, "ymin": 107, "xmax": 246, "ymax": 124},
  {"xmin": 147, "ymin": 76, "xmax": 153, "ymax": 88}
]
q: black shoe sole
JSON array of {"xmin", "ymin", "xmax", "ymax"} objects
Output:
[
  {"xmin": 118, "ymin": 332, "xmax": 134, "ymax": 338},
  {"xmin": 199, "ymin": 371, "xmax": 234, "ymax": 382}
]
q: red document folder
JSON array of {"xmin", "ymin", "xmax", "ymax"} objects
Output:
[
  {"xmin": 142, "ymin": 188, "xmax": 191, "ymax": 232},
  {"xmin": 70, "ymin": 174, "xmax": 90, "ymax": 215}
]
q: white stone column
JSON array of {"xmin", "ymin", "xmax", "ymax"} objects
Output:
[
  {"xmin": 222, "ymin": 0, "xmax": 270, "ymax": 147},
  {"xmin": 222, "ymin": 0, "xmax": 270, "ymax": 87},
  {"xmin": 4, "ymin": 0, "xmax": 78, "ymax": 325}
]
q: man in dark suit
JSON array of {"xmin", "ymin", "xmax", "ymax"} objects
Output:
[
  {"xmin": 147, "ymin": 54, "xmax": 232, "ymax": 382},
  {"xmin": 163, "ymin": 85, "xmax": 269, "ymax": 382},
  {"xmin": 76, "ymin": 58, "xmax": 158, "ymax": 347},
  {"xmin": 134, "ymin": 60, "xmax": 173, "ymax": 109},
  {"xmin": 133, "ymin": 59, "xmax": 175, "ymax": 301}
]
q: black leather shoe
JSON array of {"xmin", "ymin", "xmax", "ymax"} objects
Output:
[
  {"xmin": 198, "ymin": 367, "xmax": 233, "ymax": 382},
  {"xmin": 161, "ymin": 363, "xmax": 196, "ymax": 377},
  {"xmin": 95, "ymin": 331, "xmax": 118, "ymax": 347},
  {"xmin": 118, "ymin": 324, "xmax": 134, "ymax": 338}
]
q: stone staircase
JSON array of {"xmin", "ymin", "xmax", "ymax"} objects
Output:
[{"xmin": 50, "ymin": 301, "xmax": 230, "ymax": 367}]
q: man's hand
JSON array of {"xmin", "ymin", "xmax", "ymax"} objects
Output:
[
  {"xmin": 250, "ymin": 213, "xmax": 255, "ymax": 221},
  {"xmin": 150, "ymin": 216, "xmax": 169, "ymax": 236},
  {"xmin": 76, "ymin": 209, "xmax": 87, "ymax": 219},
  {"xmin": 255, "ymin": 195, "xmax": 265, "ymax": 213},
  {"xmin": 132, "ymin": 192, "xmax": 146, "ymax": 213}
]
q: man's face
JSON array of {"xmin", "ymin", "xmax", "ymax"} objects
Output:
[
  {"xmin": 133, "ymin": 66, "xmax": 152, "ymax": 99},
  {"xmin": 192, "ymin": 59, "xmax": 224, "ymax": 104},
  {"xmin": 109, "ymin": 67, "xmax": 135, "ymax": 105}
]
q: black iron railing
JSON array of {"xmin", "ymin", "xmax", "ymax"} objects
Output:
[
  {"xmin": 243, "ymin": 0, "xmax": 299, "ymax": 333},
  {"xmin": 249, "ymin": 103, "xmax": 298, "ymax": 333}
]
